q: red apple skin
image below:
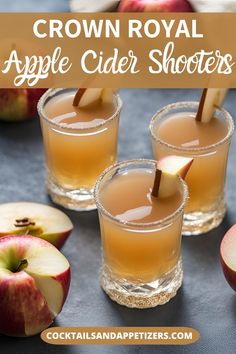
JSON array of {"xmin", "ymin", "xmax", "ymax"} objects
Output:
[
  {"xmin": 42, "ymin": 230, "xmax": 72, "ymax": 250},
  {"xmin": 220, "ymin": 225, "xmax": 236, "ymax": 292},
  {"xmin": 54, "ymin": 266, "xmax": 71, "ymax": 304},
  {"xmin": 54, "ymin": 230, "xmax": 72, "ymax": 250},
  {"xmin": 180, "ymin": 159, "xmax": 193, "ymax": 179},
  {"xmin": 27, "ymin": 88, "xmax": 47, "ymax": 118},
  {"xmin": 0, "ymin": 271, "xmax": 53, "ymax": 336},
  {"xmin": 0, "ymin": 88, "xmax": 47, "ymax": 122},
  {"xmin": 0, "ymin": 235, "xmax": 71, "ymax": 337},
  {"xmin": 220, "ymin": 256, "xmax": 236, "ymax": 292},
  {"xmin": 0, "ymin": 229, "xmax": 72, "ymax": 250},
  {"xmin": 118, "ymin": 0, "xmax": 193, "ymax": 12}
]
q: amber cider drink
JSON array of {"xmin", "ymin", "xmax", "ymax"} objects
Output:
[
  {"xmin": 150, "ymin": 102, "xmax": 234, "ymax": 235},
  {"xmin": 38, "ymin": 88, "xmax": 122, "ymax": 211},
  {"xmin": 95, "ymin": 160, "xmax": 188, "ymax": 308}
]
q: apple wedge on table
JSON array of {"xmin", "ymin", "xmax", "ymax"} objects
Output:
[
  {"xmin": 220, "ymin": 225, "xmax": 236, "ymax": 292},
  {"xmin": 0, "ymin": 202, "xmax": 73, "ymax": 249},
  {"xmin": 0, "ymin": 235, "xmax": 71, "ymax": 337}
]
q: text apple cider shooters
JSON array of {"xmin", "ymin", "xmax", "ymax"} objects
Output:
[
  {"xmin": 94, "ymin": 157, "xmax": 192, "ymax": 308},
  {"xmin": 149, "ymin": 89, "xmax": 234, "ymax": 235},
  {"xmin": 38, "ymin": 88, "xmax": 122, "ymax": 211}
]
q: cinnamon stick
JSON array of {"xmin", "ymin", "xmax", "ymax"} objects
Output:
[
  {"xmin": 73, "ymin": 88, "xmax": 86, "ymax": 106},
  {"xmin": 195, "ymin": 88, "xmax": 208, "ymax": 122},
  {"xmin": 151, "ymin": 169, "xmax": 162, "ymax": 198}
]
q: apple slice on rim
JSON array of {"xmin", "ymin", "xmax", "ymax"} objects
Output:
[
  {"xmin": 73, "ymin": 88, "xmax": 115, "ymax": 108},
  {"xmin": 0, "ymin": 202, "xmax": 73, "ymax": 249},
  {"xmin": 196, "ymin": 88, "xmax": 228, "ymax": 123},
  {"xmin": 220, "ymin": 225, "xmax": 236, "ymax": 292},
  {"xmin": 151, "ymin": 170, "xmax": 179, "ymax": 199},
  {"xmin": 0, "ymin": 235, "xmax": 70, "ymax": 336},
  {"xmin": 152, "ymin": 155, "xmax": 193, "ymax": 199},
  {"xmin": 157, "ymin": 155, "xmax": 194, "ymax": 180}
]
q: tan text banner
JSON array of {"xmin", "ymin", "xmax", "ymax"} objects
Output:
[
  {"xmin": 0, "ymin": 13, "xmax": 235, "ymax": 88},
  {"xmin": 41, "ymin": 326, "xmax": 200, "ymax": 345}
]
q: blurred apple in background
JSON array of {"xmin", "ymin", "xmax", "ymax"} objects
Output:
[
  {"xmin": 118, "ymin": 0, "xmax": 193, "ymax": 12},
  {"xmin": 0, "ymin": 88, "xmax": 47, "ymax": 122},
  {"xmin": 0, "ymin": 235, "xmax": 71, "ymax": 336}
]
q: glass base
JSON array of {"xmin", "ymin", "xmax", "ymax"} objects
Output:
[
  {"xmin": 183, "ymin": 200, "xmax": 226, "ymax": 236},
  {"xmin": 100, "ymin": 259, "xmax": 183, "ymax": 309},
  {"xmin": 46, "ymin": 177, "xmax": 96, "ymax": 211}
]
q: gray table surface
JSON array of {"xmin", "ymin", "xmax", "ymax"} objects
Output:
[{"xmin": 0, "ymin": 88, "xmax": 236, "ymax": 354}]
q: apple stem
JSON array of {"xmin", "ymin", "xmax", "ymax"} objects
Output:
[
  {"xmin": 15, "ymin": 259, "xmax": 28, "ymax": 273},
  {"xmin": 73, "ymin": 88, "xmax": 86, "ymax": 107},
  {"xmin": 151, "ymin": 169, "xmax": 162, "ymax": 198},
  {"xmin": 195, "ymin": 88, "xmax": 208, "ymax": 122}
]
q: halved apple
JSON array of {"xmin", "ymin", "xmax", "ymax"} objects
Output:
[
  {"xmin": 0, "ymin": 235, "xmax": 70, "ymax": 336},
  {"xmin": 153, "ymin": 155, "xmax": 193, "ymax": 198},
  {"xmin": 0, "ymin": 202, "xmax": 73, "ymax": 249},
  {"xmin": 73, "ymin": 88, "xmax": 115, "ymax": 107},
  {"xmin": 220, "ymin": 225, "xmax": 236, "ymax": 292}
]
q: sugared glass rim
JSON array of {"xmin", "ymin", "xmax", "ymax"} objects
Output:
[
  {"xmin": 149, "ymin": 101, "xmax": 234, "ymax": 154},
  {"xmin": 37, "ymin": 88, "xmax": 122, "ymax": 132},
  {"xmin": 94, "ymin": 159, "xmax": 188, "ymax": 228}
]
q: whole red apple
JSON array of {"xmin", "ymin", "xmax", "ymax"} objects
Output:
[
  {"xmin": 118, "ymin": 0, "xmax": 193, "ymax": 12},
  {"xmin": 0, "ymin": 88, "xmax": 47, "ymax": 122},
  {"xmin": 0, "ymin": 235, "xmax": 71, "ymax": 336}
]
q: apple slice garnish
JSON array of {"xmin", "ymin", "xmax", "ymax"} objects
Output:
[
  {"xmin": 157, "ymin": 155, "xmax": 194, "ymax": 180},
  {"xmin": 73, "ymin": 88, "xmax": 114, "ymax": 108},
  {"xmin": 196, "ymin": 88, "xmax": 228, "ymax": 123},
  {"xmin": 152, "ymin": 156, "xmax": 193, "ymax": 198},
  {"xmin": 0, "ymin": 235, "xmax": 70, "ymax": 336},
  {"xmin": 0, "ymin": 202, "xmax": 73, "ymax": 249},
  {"xmin": 102, "ymin": 88, "xmax": 114, "ymax": 103},
  {"xmin": 220, "ymin": 225, "xmax": 236, "ymax": 292}
]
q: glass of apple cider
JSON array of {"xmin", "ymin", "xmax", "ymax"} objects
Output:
[
  {"xmin": 94, "ymin": 159, "xmax": 188, "ymax": 308},
  {"xmin": 149, "ymin": 102, "xmax": 234, "ymax": 235},
  {"xmin": 38, "ymin": 88, "xmax": 122, "ymax": 211}
]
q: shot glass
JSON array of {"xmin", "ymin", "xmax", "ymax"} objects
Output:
[
  {"xmin": 38, "ymin": 88, "xmax": 122, "ymax": 211},
  {"xmin": 149, "ymin": 102, "xmax": 234, "ymax": 235},
  {"xmin": 94, "ymin": 159, "xmax": 188, "ymax": 308}
]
